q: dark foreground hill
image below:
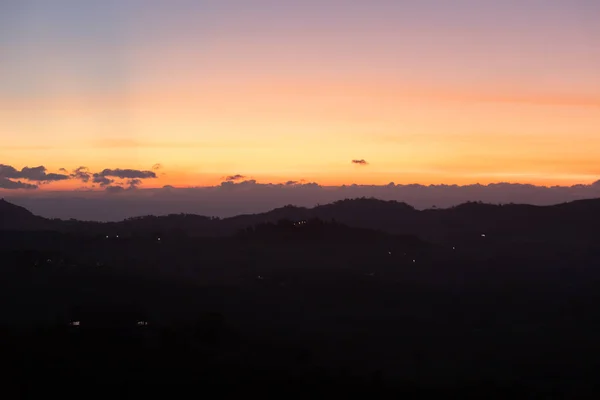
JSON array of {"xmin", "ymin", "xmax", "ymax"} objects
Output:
[
  {"xmin": 3, "ymin": 198, "xmax": 600, "ymax": 395},
  {"xmin": 0, "ymin": 198, "xmax": 50, "ymax": 230}
]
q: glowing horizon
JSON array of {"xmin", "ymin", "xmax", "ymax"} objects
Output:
[{"xmin": 2, "ymin": 0, "xmax": 600, "ymax": 191}]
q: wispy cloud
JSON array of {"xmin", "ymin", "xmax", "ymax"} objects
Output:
[
  {"xmin": 127, "ymin": 178, "xmax": 142, "ymax": 188},
  {"xmin": 1, "ymin": 145, "xmax": 56, "ymax": 151},
  {"xmin": 93, "ymin": 175, "xmax": 113, "ymax": 187},
  {"xmin": 351, "ymin": 159, "xmax": 369, "ymax": 165},
  {"xmin": 105, "ymin": 185, "xmax": 126, "ymax": 194},
  {"xmin": 225, "ymin": 174, "xmax": 246, "ymax": 182},
  {"xmin": 71, "ymin": 167, "xmax": 91, "ymax": 183},
  {"xmin": 92, "ymin": 139, "xmax": 256, "ymax": 149}
]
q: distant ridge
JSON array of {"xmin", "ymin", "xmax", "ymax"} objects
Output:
[{"xmin": 2, "ymin": 197, "xmax": 600, "ymax": 244}]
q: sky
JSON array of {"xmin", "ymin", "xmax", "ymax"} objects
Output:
[{"xmin": 1, "ymin": 0, "xmax": 600, "ymax": 195}]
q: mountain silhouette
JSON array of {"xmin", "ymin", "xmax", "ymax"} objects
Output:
[
  {"xmin": 3, "ymin": 196, "xmax": 600, "ymax": 394},
  {"xmin": 2, "ymin": 197, "xmax": 599, "ymax": 244},
  {"xmin": 0, "ymin": 198, "xmax": 49, "ymax": 230}
]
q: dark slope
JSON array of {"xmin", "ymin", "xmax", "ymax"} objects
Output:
[
  {"xmin": 0, "ymin": 198, "xmax": 50, "ymax": 230},
  {"xmin": 2, "ymin": 197, "xmax": 600, "ymax": 244},
  {"xmin": 3, "ymin": 198, "xmax": 600, "ymax": 392},
  {"xmin": 222, "ymin": 197, "xmax": 600, "ymax": 244}
]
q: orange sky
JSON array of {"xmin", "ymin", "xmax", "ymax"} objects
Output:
[{"xmin": 1, "ymin": 1, "xmax": 600, "ymax": 190}]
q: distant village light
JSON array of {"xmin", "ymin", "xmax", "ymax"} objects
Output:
[{"xmin": 70, "ymin": 321, "xmax": 80, "ymax": 327}]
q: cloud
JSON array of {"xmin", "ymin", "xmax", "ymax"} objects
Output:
[
  {"xmin": 0, "ymin": 164, "xmax": 69, "ymax": 181},
  {"xmin": 0, "ymin": 164, "xmax": 68, "ymax": 189},
  {"xmin": 96, "ymin": 168, "xmax": 157, "ymax": 179},
  {"xmin": 105, "ymin": 185, "xmax": 126, "ymax": 194},
  {"xmin": 0, "ymin": 164, "xmax": 159, "ymax": 189},
  {"xmin": 225, "ymin": 174, "xmax": 246, "ymax": 182},
  {"xmin": 351, "ymin": 159, "xmax": 369, "ymax": 165},
  {"xmin": 0, "ymin": 178, "xmax": 38, "ymax": 190},
  {"xmin": 92, "ymin": 138, "xmax": 257, "ymax": 149},
  {"xmin": 20, "ymin": 166, "xmax": 69, "ymax": 182},
  {"xmin": 93, "ymin": 175, "xmax": 114, "ymax": 187},
  {"xmin": 73, "ymin": 186, "xmax": 94, "ymax": 192},
  {"xmin": 71, "ymin": 166, "xmax": 91, "ymax": 183},
  {"xmin": 0, "ymin": 165, "xmax": 21, "ymax": 179},
  {"xmin": 92, "ymin": 168, "xmax": 156, "ymax": 187},
  {"xmin": 127, "ymin": 179, "xmax": 142, "ymax": 188},
  {"xmin": 152, "ymin": 163, "xmax": 163, "ymax": 171},
  {"xmin": 218, "ymin": 179, "xmax": 318, "ymax": 191},
  {"xmin": 59, "ymin": 168, "xmax": 68, "ymax": 173},
  {"xmin": 7, "ymin": 180, "xmax": 600, "ymax": 221},
  {"xmin": 106, "ymin": 179, "xmax": 143, "ymax": 193}
]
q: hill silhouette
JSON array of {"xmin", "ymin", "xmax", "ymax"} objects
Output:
[
  {"xmin": 0, "ymin": 198, "xmax": 50, "ymax": 230},
  {"xmin": 3, "ymin": 197, "xmax": 600, "ymax": 394},
  {"xmin": 3, "ymin": 197, "xmax": 600, "ymax": 244}
]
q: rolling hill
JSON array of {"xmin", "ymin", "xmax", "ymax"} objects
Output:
[{"xmin": 2, "ymin": 197, "xmax": 600, "ymax": 244}]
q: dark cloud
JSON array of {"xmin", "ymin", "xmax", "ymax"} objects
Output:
[
  {"xmin": 59, "ymin": 168, "xmax": 68, "ymax": 173},
  {"xmin": 71, "ymin": 167, "xmax": 91, "ymax": 183},
  {"xmin": 91, "ymin": 168, "xmax": 155, "ymax": 187},
  {"xmin": 152, "ymin": 163, "xmax": 163, "ymax": 171},
  {"xmin": 0, "ymin": 165, "xmax": 157, "ymax": 189},
  {"xmin": 0, "ymin": 164, "xmax": 69, "ymax": 182},
  {"xmin": 20, "ymin": 166, "xmax": 69, "ymax": 181},
  {"xmin": 105, "ymin": 185, "xmax": 126, "ymax": 194},
  {"xmin": 104, "ymin": 178, "xmax": 144, "ymax": 193},
  {"xmin": 96, "ymin": 168, "xmax": 157, "ymax": 179},
  {"xmin": 351, "ymin": 159, "xmax": 369, "ymax": 165},
  {"xmin": 0, "ymin": 178, "xmax": 38, "ymax": 190},
  {"xmin": 225, "ymin": 174, "xmax": 246, "ymax": 182},
  {"xmin": 7, "ymin": 180, "xmax": 600, "ymax": 221},
  {"xmin": 93, "ymin": 175, "xmax": 114, "ymax": 187},
  {"xmin": 127, "ymin": 179, "xmax": 142, "ymax": 188},
  {"xmin": 218, "ymin": 180, "xmax": 319, "ymax": 192},
  {"xmin": 0, "ymin": 164, "xmax": 68, "ymax": 189},
  {"xmin": 73, "ymin": 186, "xmax": 94, "ymax": 192},
  {"xmin": 0, "ymin": 165, "xmax": 19, "ymax": 179}
]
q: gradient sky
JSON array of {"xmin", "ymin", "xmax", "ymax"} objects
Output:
[{"xmin": 1, "ymin": 0, "xmax": 600, "ymax": 191}]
